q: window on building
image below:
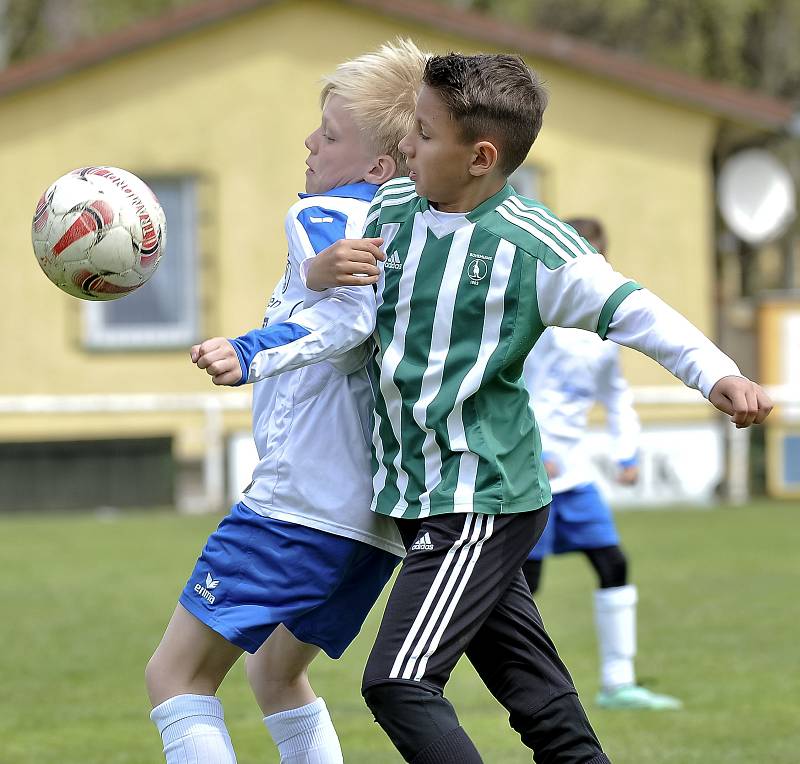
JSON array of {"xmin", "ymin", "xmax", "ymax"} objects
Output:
[{"xmin": 83, "ymin": 177, "xmax": 199, "ymax": 349}]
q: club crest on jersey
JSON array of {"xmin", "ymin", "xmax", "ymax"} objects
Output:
[
  {"xmin": 384, "ymin": 251, "xmax": 403, "ymax": 271},
  {"xmin": 467, "ymin": 258, "xmax": 488, "ymax": 284}
]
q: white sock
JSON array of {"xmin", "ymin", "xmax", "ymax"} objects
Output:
[
  {"xmin": 263, "ymin": 697, "xmax": 343, "ymax": 764},
  {"xmin": 594, "ymin": 584, "xmax": 638, "ymax": 690},
  {"xmin": 150, "ymin": 694, "xmax": 237, "ymax": 764}
]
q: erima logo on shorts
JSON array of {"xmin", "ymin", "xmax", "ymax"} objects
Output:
[
  {"xmin": 385, "ymin": 251, "xmax": 403, "ymax": 270},
  {"xmin": 410, "ymin": 532, "xmax": 434, "ymax": 551},
  {"xmin": 194, "ymin": 572, "xmax": 220, "ymax": 604}
]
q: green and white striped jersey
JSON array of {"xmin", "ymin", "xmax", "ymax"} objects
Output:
[{"xmin": 365, "ymin": 178, "xmax": 641, "ymax": 519}]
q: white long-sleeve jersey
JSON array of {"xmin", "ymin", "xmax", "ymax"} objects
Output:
[
  {"xmin": 523, "ymin": 328, "xmax": 641, "ymax": 494},
  {"xmin": 231, "ymin": 183, "xmax": 403, "ymax": 557}
]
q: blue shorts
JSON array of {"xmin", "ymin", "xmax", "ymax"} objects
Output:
[
  {"xmin": 527, "ymin": 483, "xmax": 619, "ymax": 560},
  {"xmin": 179, "ymin": 502, "xmax": 400, "ymax": 657}
]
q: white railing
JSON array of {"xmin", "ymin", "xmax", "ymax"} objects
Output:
[{"xmin": 0, "ymin": 385, "xmax": 795, "ymax": 509}]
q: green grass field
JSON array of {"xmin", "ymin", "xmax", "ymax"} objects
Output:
[{"xmin": 3, "ymin": 501, "xmax": 798, "ymax": 763}]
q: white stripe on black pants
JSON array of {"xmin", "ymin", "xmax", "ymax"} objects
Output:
[{"xmin": 362, "ymin": 508, "xmax": 611, "ymax": 764}]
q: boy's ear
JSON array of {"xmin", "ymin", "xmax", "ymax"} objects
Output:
[
  {"xmin": 469, "ymin": 140, "xmax": 499, "ymax": 177},
  {"xmin": 365, "ymin": 154, "xmax": 397, "ymax": 185}
]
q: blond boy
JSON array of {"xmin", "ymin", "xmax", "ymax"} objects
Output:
[{"xmin": 145, "ymin": 40, "xmax": 427, "ymax": 764}]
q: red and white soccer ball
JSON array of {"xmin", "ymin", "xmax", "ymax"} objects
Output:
[{"xmin": 31, "ymin": 166, "xmax": 167, "ymax": 301}]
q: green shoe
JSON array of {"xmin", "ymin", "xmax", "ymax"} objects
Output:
[{"xmin": 596, "ymin": 685, "xmax": 683, "ymax": 710}]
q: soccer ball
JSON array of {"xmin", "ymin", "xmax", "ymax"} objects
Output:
[{"xmin": 31, "ymin": 166, "xmax": 167, "ymax": 301}]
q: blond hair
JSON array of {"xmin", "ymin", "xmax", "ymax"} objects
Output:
[{"xmin": 320, "ymin": 38, "xmax": 428, "ymax": 176}]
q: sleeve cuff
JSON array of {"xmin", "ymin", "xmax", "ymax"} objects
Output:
[
  {"xmin": 700, "ymin": 370, "xmax": 744, "ymax": 400},
  {"xmin": 228, "ymin": 323, "xmax": 313, "ymax": 385},
  {"xmin": 228, "ymin": 338, "xmax": 250, "ymax": 386}
]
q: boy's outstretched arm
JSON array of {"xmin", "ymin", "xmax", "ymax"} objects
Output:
[
  {"xmin": 604, "ymin": 289, "xmax": 772, "ymax": 428},
  {"xmin": 192, "ymin": 209, "xmax": 383, "ymax": 385},
  {"xmin": 191, "ymin": 284, "xmax": 377, "ymax": 386}
]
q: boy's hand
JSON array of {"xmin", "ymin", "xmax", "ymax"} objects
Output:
[
  {"xmin": 708, "ymin": 376, "xmax": 773, "ymax": 428},
  {"xmin": 543, "ymin": 459, "xmax": 559, "ymax": 479},
  {"xmin": 306, "ymin": 238, "xmax": 385, "ymax": 290},
  {"xmin": 190, "ymin": 337, "xmax": 242, "ymax": 386},
  {"xmin": 617, "ymin": 464, "xmax": 639, "ymax": 485}
]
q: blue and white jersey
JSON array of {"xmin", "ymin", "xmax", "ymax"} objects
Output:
[
  {"xmin": 523, "ymin": 328, "xmax": 641, "ymax": 494},
  {"xmin": 230, "ymin": 183, "xmax": 404, "ymax": 557}
]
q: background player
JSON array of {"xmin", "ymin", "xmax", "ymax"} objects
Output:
[
  {"xmin": 145, "ymin": 39, "xmax": 427, "ymax": 764},
  {"xmin": 298, "ymin": 53, "xmax": 772, "ymax": 763},
  {"xmin": 522, "ymin": 217, "xmax": 682, "ymax": 711}
]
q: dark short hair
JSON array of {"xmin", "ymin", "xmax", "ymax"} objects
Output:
[
  {"xmin": 565, "ymin": 217, "xmax": 607, "ymax": 252},
  {"xmin": 422, "ymin": 53, "xmax": 548, "ymax": 176}
]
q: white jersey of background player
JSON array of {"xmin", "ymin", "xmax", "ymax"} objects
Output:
[
  {"xmin": 145, "ymin": 40, "xmax": 427, "ymax": 764},
  {"xmin": 524, "ymin": 327, "xmax": 640, "ymax": 494},
  {"xmin": 522, "ymin": 217, "xmax": 682, "ymax": 711}
]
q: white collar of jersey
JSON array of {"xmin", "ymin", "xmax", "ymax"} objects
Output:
[
  {"xmin": 297, "ymin": 182, "xmax": 379, "ymax": 202},
  {"xmin": 422, "ymin": 206, "xmax": 471, "ymax": 238},
  {"xmin": 420, "ymin": 183, "xmax": 517, "ymax": 238}
]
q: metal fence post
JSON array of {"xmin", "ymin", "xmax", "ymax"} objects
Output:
[
  {"xmin": 726, "ymin": 425, "xmax": 751, "ymax": 505},
  {"xmin": 202, "ymin": 396, "xmax": 226, "ymax": 512}
]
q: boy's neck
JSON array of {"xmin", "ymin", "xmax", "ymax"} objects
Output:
[{"xmin": 429, "ymin": 176, "xmax": 507, "ymax": 214}]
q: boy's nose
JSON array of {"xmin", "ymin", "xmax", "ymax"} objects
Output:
[
  {"xmin": 398, "ymin": 133, "xmax": 413, "ymax": 158},
  {"xmin": 305, "ymin": 129, "xmax": 319, "ymax": 152}
]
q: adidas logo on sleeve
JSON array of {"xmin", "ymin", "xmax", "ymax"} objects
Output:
[{"xmin": 410, "ymin": 532, "xmax": 434, "ymax": 551}]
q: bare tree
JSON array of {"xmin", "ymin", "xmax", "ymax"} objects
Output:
[
  {"xmin": 0, "ymin": 0, "xmax": 199, "ymax": 67},
  {"xmin": 441, "ymin": 0, "xmax": 800, "ymax": 102}
]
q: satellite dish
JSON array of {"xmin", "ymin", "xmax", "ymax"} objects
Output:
[{"xmin": 718, "ymin": 149, "xmax": 796, "ymax": 245}]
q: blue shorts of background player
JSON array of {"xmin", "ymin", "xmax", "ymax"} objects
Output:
[
  {"xmin": 527, "ymin": 483, "xmax": 619, "ymax": 560},
  {"xmin": 180, "ymin": 502, "xmax": 398, "ymax": 658}
]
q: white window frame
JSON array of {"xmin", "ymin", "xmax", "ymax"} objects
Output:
[{"xmin": 82, "ymin": 177, "xmax": 199, "ymax": 350}]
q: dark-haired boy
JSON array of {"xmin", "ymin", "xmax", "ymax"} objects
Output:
[{"xmin": 287, "ymin": 53, "xmax": 769, "ymax": 763}]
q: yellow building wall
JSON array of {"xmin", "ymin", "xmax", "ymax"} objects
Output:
[{"xmin": 0, "ymin": 0, "xmax": 720, "ymax": 455}]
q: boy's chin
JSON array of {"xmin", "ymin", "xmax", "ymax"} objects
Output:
[
  {"xmin": 305, "ymin": 177, "xmax": 342, "ymax": 195},
  {"xmin": 304, "ymin": 171, "xmax": 326, "ymax": 195}
]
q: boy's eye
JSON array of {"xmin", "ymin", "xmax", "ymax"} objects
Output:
[{"xmin": 323, "ymin": 132, "xmax": 335, "ymax": 142}]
